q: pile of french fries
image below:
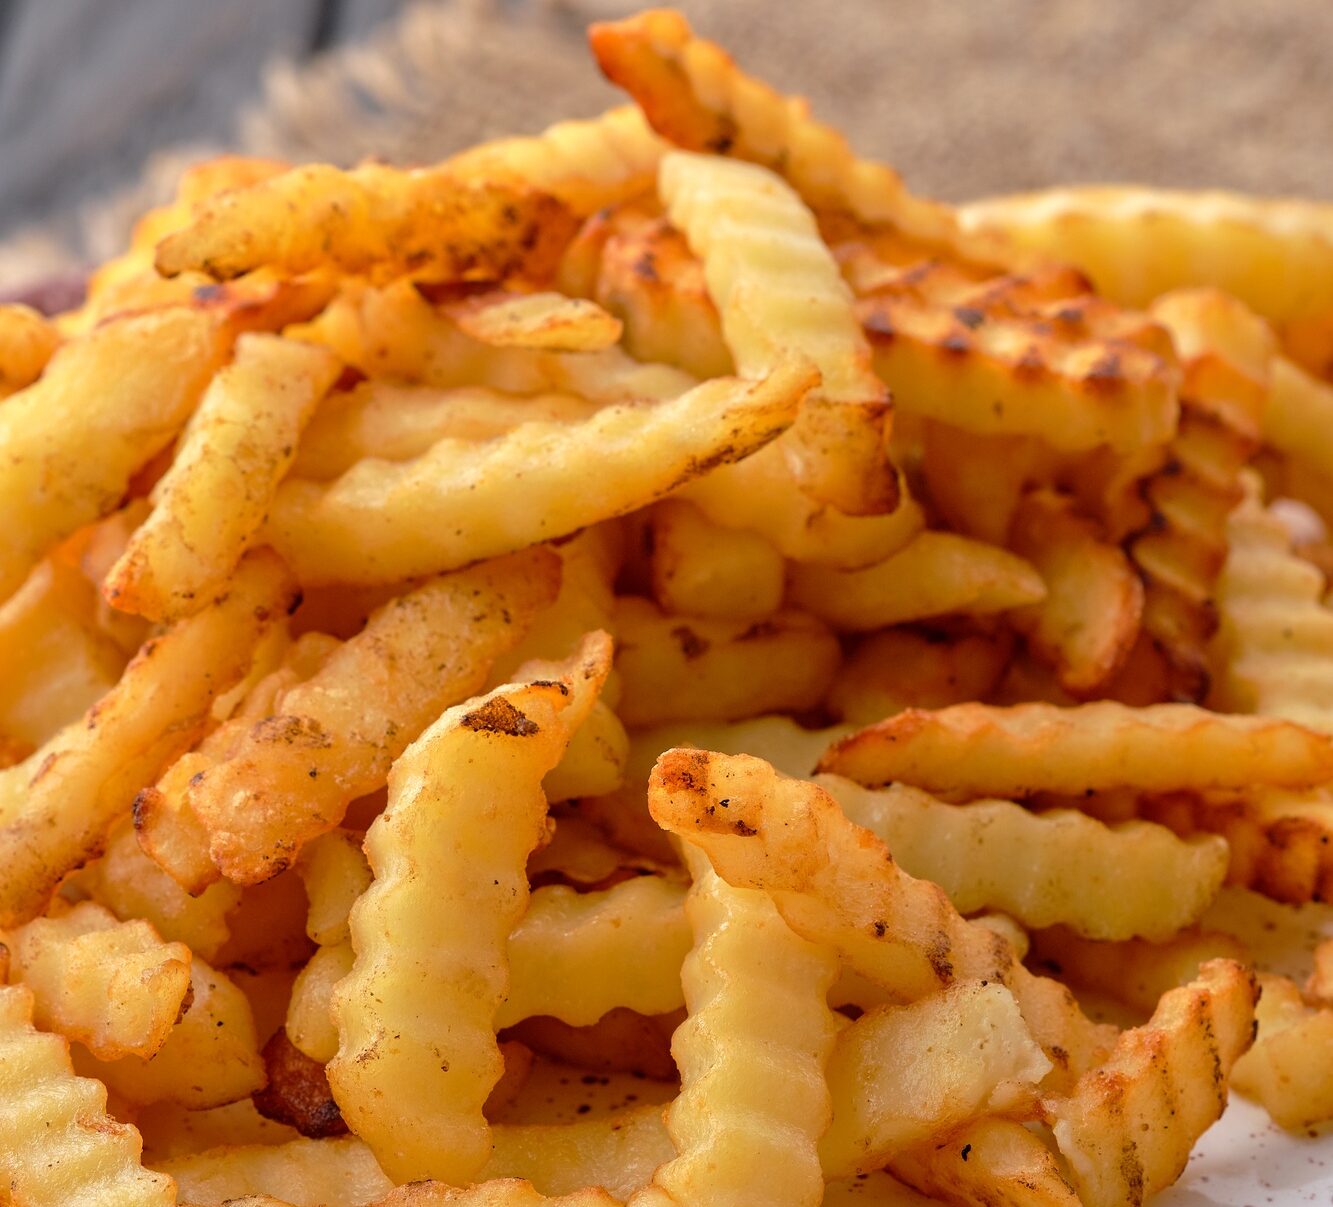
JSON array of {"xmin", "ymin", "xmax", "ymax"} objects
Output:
[{"xmin": 6, "ymin": 8, "xmax": 1333, "ymax": 1205}]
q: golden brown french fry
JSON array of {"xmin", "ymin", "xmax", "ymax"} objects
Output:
[
  {"xmin": 267, "ymin": 360, "xmax": 814, "ymax": 585},
  {"xmin": 104, "ymin": 333, "xmax": 341, "ymax": 622},
  {"xmin": 0, "ymin": 302, "xmax": 59, "ymax": 395},
  {"xmin": 286, "ymin": 940, "xmax": 353, "ymax": 1064},
  {"xmin": 0, "ymin": 549, "xmax": 295, "ymax": 926},
  {"xmin": 1230, "ymin": 974, "xmax": 1333, "ymax": 1129},
  {"xmin": 373, "ymin": 1182, "xmax": 623, "ymax": 1207},
  {"xmin": 297, "ymin": 829, "xmax": 372, "ymax": 949},
  {"xmin": 0, "ymin": 307, "xmax": 225, "ymax": 597},
  {"xmin": 1267, "ymin": 354, "xmax": 1333, "ymax": 483},
  {"xmin": 446, "ymin": 290, "xmax": 623, "ymax": 352},
  {"xmin": 820, "ymin": 701, "xmax": 1333, "ymax": 798}
]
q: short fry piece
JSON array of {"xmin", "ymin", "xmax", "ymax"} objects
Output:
[
  {"xmin": 1230, "ymin": 974, "xmax": 1333, "ymax": 1129},
  {"xmin": 0, "ymin": 302, "xmax": 59, "ymax": 394},
  {"xmin": 105, "ymin": 333, "xmax": 340, "ymax": 622},
  {"xmin": 6, "ymin": 900, "xmax": 191, "ymax": 1060},
  {"xmin": 329, "ymin": 634, "xmax": 611, "ymax": 1184},
  {"xmin": 287, "ymin": 940, "xmax": 354, "ymax": 1064},
  {"xmin": 821, "ymin": 701, "xmax": 1333, "ymax": 797},
  {"xmin": 267, "ymin": 361, "xmax": 814, "ymax": 584},
  {"xmin": 298, "ymin": 829, "xmax": 373, "ymax": 948},
  {"xmin": 1046, "ymin": 959, "xmax": 1259, "ymax": 1207},
  {"xmin": 0, "ymin": 984, "xmax": 174, "ymax": 1207},
  {"xmin": 448, "ymin": 290, "xmax": 623, "ymax": 352}
]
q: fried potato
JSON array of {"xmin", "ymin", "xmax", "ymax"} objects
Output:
[
  {"xmin": 0, "ymin": 984, "xmax": 174, "ymax": 1207},
  {"xmin": 821, "ymin": 980, "xmax": 1050, "ymax": 1178},
  {"xmin": 544, "ymin": 701, "xmax": 630, "ymax": 802},
  {"xmin": 297, "ymin": 829, "xmax": 372, "ymax": 948},
  {"xmin": 374, "ymin": 1183, "xmax": 622, "ymax": 1207},
  {"xmin": 0, "ymin": 302, "xmax": 59, "ymax": 395},
  {"xmin": 1267, "ymin": 354, "xmax": 1333, "ymax": 483},
  {"xmin": 921, "ymin": 422, "xmax": 1053, "ymax": 545},
  {"xmin": 589, "ymin": 8, "xmax": 957, "ymax": 247},
  {"xmin": 821, "ymin": 701, "xmax": 1333, "ymax": 797},
  {"xmin": 821, "ymin": 776, "xmax": 1227, "ymax": 940},
  {"xmin": 328, "ymin": 635, "xmax": 611, "ymax": 1184},
  {"xmin": 638, "ymin": 851, "xmax": 838, "ymax": 1207},
  {"xmin": 156, "ymin": 163, "xmax": 577, "ymax": 284},
  {"xmin": 268, "ymin": 360, "xmax": 814, "ymax": 585},
  {"xmin": 788, "ymin": 529, "xmax": 1046, "ymax": 633},
  {"xmin": 1009, "ymin": 489, "xmax": 1143, "ymax": 695},
  {"xmin": 80, "ymin": 957, "xmax": 265, "ymax": 1109},
  {"xmin": 4, "ymin": 900, "xmax": 191, "ymax": 1060},
  {"xmin": 154, "ymin": 549, "xmax": 559, "ymax": 885},
  {"xmin": 827, "ymin": 627, "xmax": 1013, "ymax": 726},
  {"xmin": 1045, "ymin": 959, "xmax": 1258, "ymax": 1207},
  {"xmin": 659, "ymin": 150, "xmax": 896, "ymax": 515},
  {"xmin": 0, "ymin": 549, "xmax": 295, "ymax": 926},
  {"xmin": 105, "ymin": 333, "xmax": 341, "ymax": 621},
  {"xmin": 287, "ymin": 940, "xmax": 354, "ymax": 1064},
  {"xmin": 447, "ymin": 290, "xmax": 623, "ymax": 352},
  {"xmin": 960, "ymin": 185, "xmax": 1333, "ymax": 324},
  {"xmin": 613, "ymin": 598, "xmax": 840, "ymax": 726},
  {"xmin": 136, "ymin": 1099, "xmax": 300, "ymax": 1162},
  {"xmin": 1030, "ymin": 926, "xmax": 1250, "ymax": 1015},
  {"xmin": 649, "ymin": 750, "xmax": 1115, "ymax": 1084},
  {"xmin": 505, "ymin": 1008, "xmax": 676, "ymax": 1082},
  {"xmin": 0, "ymin": 307, "xmax": 225, "ymax": 597},
  {"xmin": 1230, "ymin": 974, "xmax": 1333, "ymax": 1129},
  {"xmin": 646, "ymin": 499, "xmax": 785, "ymax": 621},
  {"xmin": 1308, "ymin": 936, "xmax": 1333, "ymax": 1006},
  {"xmin": 254, "ymin": 1028, "xmax": 347, "ymax": 1140}
]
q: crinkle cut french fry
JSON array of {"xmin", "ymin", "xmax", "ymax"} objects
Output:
[
  {"xmin": 0, "ymin": 548, "xmax": 296, "ymax": 927},
  {"xmin": 820, "ymin": 701, "xmax": 1333, "ymax": 798},
  {"xmin": 1230, "ymin": 974, "xmax": 1333, "ymax": 1130},
  {"xmin": 153, "ymin": 1135, "xmax": 393, "ymax": 1206},
  {"xmin": 788, "ymin": 529, "xmax": 1046, "ymax": 633},
  {"xmin": 821, "ymin": 775, "xmax": 1228, "ymax": 940},
  {"xmin": 0, "ymin": 984, "xmax": 174, "ymax": 1207},
  {"xmin": 298, "ymin": 828, "xmax": 372, "ymax": 949},
  {"xmin": 499, "ymin": 877, "xmax": 689, "ymax": 1028},
  {"xmin": 374, "ymin": 1181, "xmax": 624, "ymax": 1206},
  {"xmin": 268, "ymin": 359, "xmax": 814, "ymax": 585},
  {"xmin": 254, "ymin": 1027, "xmax": 347, "ymax": 1140},
  {"xmin": 5, "ymin": 900, "xmax": 192, "ymax": 1060},
  {"xmin": 156, "ymin": 162, "xmax": 577, "ymax": 283},
  {"xmin": 638, "ymin": 851, "xmax": 838, "ymax": 1207},
  {"xmin": 589, "ymin": 8, "xmax": 959, "ymax": 248},
  {"xmin": 105, "ymin": 333, "xmax": 341, "ymax": 622},
  {"xmin": 820, "ymin": 980, "xmax": 1051, "ymax": 1178},
  {"xmin": 173, "ymin": 548, "xmax": 561, "ymax": 885},
  {"xmin": 287, "ymin": 939, "xmax": 354, "ymax": 1064},
  {"xmin": 0, "ymin": 302, "xmax": 59, "ymax": 394},
  {"xmin": 446, "ymin": 290, "xmax": 623, "ymax": 352},
  {"xmin": 613, "ymin": 598, "xmax": 840, "ymax": 727},
  {"xmin": 0, "ymin": 306, "xmax": 225, "ymax": 597},
  {"xmin": 1046, "ymin": 959, "xmax": 1258, "ymax": 1207},
  {"xmin": 959, "ymin": 185, "xmax": 1333, "ymax": 325},
  {"xmin": 329, "ymin": 634, "xmax": 611, "ymax": 1185},
  {"xmin": 648, "ymin": 750, "xmax": 1115, "ymax": 1087},
  {"xmin": 659, "ymin": 150, "xmax": 897, "ymax": 516}
]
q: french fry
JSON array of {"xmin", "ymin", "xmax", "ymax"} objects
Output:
[
  {"xmin": 1267, "ymin": 354, "xmax": 1333, "ymax": 483},
  {"xmin": 505, "ymin": 1009, "xmax": 676, "ymax": 1082},
  {"xmin": 525, "ymin": 815, "xmax": 667, "ymax": 889},
  {"xmin": 649, "ymin": 750, "xmax": 1116, "ymax": 1085},
  {"xmin": 921, "ymin": 422, "xmax": 1053, "ymax": 545},
  {"xmin": 137, "ymin": 1099, "xmax": 300, "ymax": 1162},
  {"xmin": 1008, "ymin": 489, "xmax": 1143, "ymax": 695},
  {"xmin": 1045, "ymin": 959, "xmax": 1259, "ymax": 1207},
  {"xmin": 4, "ymin": 900, "xmax": 192, "ymax": 1060},
  {"xmin": 820, "ymin": 980, "xmax": 1051, "ymax": 1178},
  {"xmin": 287, "ymin": 940, "xmax": 354, "ymax": 1064},
  {"xmin": 253, "ymin": 1028, "xmax": 348, "ymax": 1139},
  {"xmin": 821, "ymin": 776, "xmax": 1228, "ymax": 940},
  {"xmin": 1308, "ymin": 936, "xmax": 1333, "ymax": 1006},
  {"xmin": 105, "ymin": 333, "xmax": 341, "ymax": 622},
  {"xmin": 0, "ymin": 302, "xmax": 59, "ymax": 395},
  {"xmin": 1230, "ymin": 974, "xmax": 1333, "ymax": 1129},
  {"xmin": 0, "ymin": 984, "xmax": 174, "ymax": 1207},
  {"xmin": 960, "ymin": 185, "xmax": 1333, "ymax": 324},
  {"xmin": 158, "ymin": 549, "xmax": 560, "ymax": 885},
  {"xmin": 297, "ymin": 829, "xmax": 373, "ymax": 949},
  {"xmin": 589, "ymin": 8, "xmax": 958, "ymax": 248},
  {"xmin": 613, "ymin": 598, "xmax": 840, "ymax": 726},
  {"xmin": 328, "ymin": 635, "xmax": 611, "ymax": 1184},
  {"xmin": 820, "ymin": 701, "xmax": 1333, "ymax": 798},
  {"xmin": 268, "ymin": 360, "xmax": 814, "ymax": 585},
  {"xmin": 446, "ymin": 290, "xmax": 623, "ymax": 352},
  {"xmin": 0, "ymin": 549, "xmax": 295, "ymax": 926},
  {"xmin": 156, "ymin": 163, "xmax": 577, "ymax": 284},
  {"xmin": 543, "ymin": 700, "xmax": 630, "ymax": 803},
  {"xmin": 0, "ymin": 307, "xmax": 225, "ymax": 597},
  {"xmin": 374, "ymin": 1183, "xmax": 623, "ymax": 1207},
  {"xmin": 659, "ymin": 150, "xmax": 897, "ymax": 516},
  {"xmin": 788, "ymin": 529, "xmax": 1046, "ymax": 633}
]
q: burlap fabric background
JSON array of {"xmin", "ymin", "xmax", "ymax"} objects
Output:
[{"xmin": 1, "ymin": 0, "xmax": 1329, "ymax": 287}]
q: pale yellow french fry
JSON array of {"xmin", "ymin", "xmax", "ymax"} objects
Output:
[
  {"xmin": 0, "ymin": 302, "xmax": 59, "ymax": 395},
  {"xmin": 0, "ymin": 984, "xmax": 174, "ymax": 1207},
  {"xmin": 297, "ymin": 829, "xmax": 372, "ymax": 948},
  {"xmin": 1046, "ymin": 960, "xmax": 1258, "ymax": 1207},
  {"xmin": 1230, "ymin": 974, "xmax": 1333, "ymax": 1129},
  {"xmin": 104, "ymin": 333, "xmax": 340, "ymax": 622},
  {"xmin": 0, "ymin": 549, "xmax": 295, "ymax": 926},
  {"xmin": 613, "ymin": 598, "xmax": 840, "ymax": 726},
  {"xmin": 821, "ymin": 701, "xmax": 1333, "ymax": 798},
  {"xmin": 286, "ymin": 940, "xmax": 354, "ymax": 1064},
  {"xmin": 788, "ymin": 529, "xmax": 1046, "ymax": 632},
  {"xmin": 1267, "ymin": 354, "xmax": 1333, "ymax": 482},
  {"xmin": 267, "ymin": 361, "xmax": 814, "ymax": 585},
  {"xmin": 543, "ymin": 700, "xmax": 630, "ymax": 803},
  {"xmin": 0, "ymin": 307, "xmax": 225, "ymax": 597},
  {"xmin": 5, "ymin": 900, "xmax": 191, "ymax": 1060},
  {"xmin": 137, "ymin": 1099, "xmax": 300, "ymax": 1163},
  {"xmin": 329, "ymin": 635, "xmax": 611, "ymax": 1184},
  {"xmin": 447, "ymin": 290, "xmax": 623, "ymax": 352}
]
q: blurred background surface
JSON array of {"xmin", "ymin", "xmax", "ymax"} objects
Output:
[{"xmin": 0, "ymin": 0, "xmax": 1328, "ymax": 285}]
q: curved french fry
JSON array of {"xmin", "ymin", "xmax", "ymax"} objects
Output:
[
  {"xmin": 298, "ymin": 829, "xmax": 372, "ymax": 948},
  {"xmin": 1230, "ymin": 974, "xmax": 1333, "ymax": 1130}
]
